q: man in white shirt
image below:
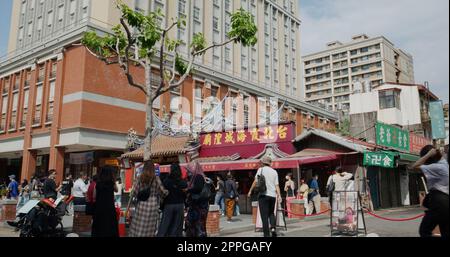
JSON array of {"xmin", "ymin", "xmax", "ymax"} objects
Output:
[
  {"xmin": 248, "ymin": 157, "xmax": 281, "ymax": 237},
  {"xmin": 72, "ymin": 173, "xmax": 88, "ymax": 205}
]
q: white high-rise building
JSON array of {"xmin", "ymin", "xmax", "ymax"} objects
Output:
[{"xmin": 302, "ymin": 34, "xmax": 415, "ymax": 113}]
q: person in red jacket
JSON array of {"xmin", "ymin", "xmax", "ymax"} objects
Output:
[{"xmin": 85, "ymin": 175, "xmax": 97, "ymax": 215}]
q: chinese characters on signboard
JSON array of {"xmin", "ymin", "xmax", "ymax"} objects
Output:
[
  {"xmin": 376, "ymin": 122, "xmax": 410, "ymax": 152},
  {"xmin": 429, "ymin": 101, "xmax": 446, "ymax": 140},
  {"xmin": 410, "ymin": 133, "xmax": 432, "ymax": 155},
  {"xmin": 363, "ymin": 152, "xmax": 396, "ymax": 168},
  {"xmin": 200, "ymin": 124, "xmax": 291, "ymax": 147}
]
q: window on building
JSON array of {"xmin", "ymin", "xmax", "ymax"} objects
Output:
[
  {"xmin": 194, "ymin": 83, "xmax": 203, "ymax": 123},
  {"xmin": 379, "ymin": 89, "xmax": 401, "ymax": 110},
  {"xmin": 10, "ymin": 93, "xmax": 19, "ymax": 130},
  {"xmin": 34, "ymin": 84, "xmax": 43, "ymax": 125},
  {"xmin": 46, "ymin": 80, "xmax": 56, "ymax": 122},
  {"xmin": 1, "ymin": 95, "xmax": 8, "ymax": 131},
  {"xmin": 21, "ymin": 89, "xmax": 29, "ymax": 127}
]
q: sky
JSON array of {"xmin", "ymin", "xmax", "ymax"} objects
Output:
[
  {"xmin": 0, "ymin": 0, "xmax": 12, "ymax": 59},
  {"xmin": 299, "ymin": 0, "xmax": 449, "ymax": 103},
  {"xmin": 0, "ymin": 0, "xmax": 448, "ymax": 102}
]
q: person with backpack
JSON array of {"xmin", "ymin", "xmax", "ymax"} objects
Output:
[
  {"xmin": 157, "ymin": 164, "xmax": 188, "ymax": 237},
  {"xmin": 127, "ymin": 161, "xmax": 169, "ymax": 237},
  {"xmin": 247, "ymin": 157, "xmax": 281, "ymax": 237},
  {"xmin": 185, "ymin": 161, "xmax": 211, "ymax": 237},
  {"xmin": 224, "ymin": 174, "xmax": 238, "ymax": 223},
  {"xmin": 129, "ymin": 161, "xmax": 168, "ymax": 237}
]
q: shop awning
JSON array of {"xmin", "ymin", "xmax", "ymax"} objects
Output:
[
  {"xmin": 121, "ymin": 135, "xmax": 199, "ymax": 160},
  {"xmin": 157, "ymin": 154, "xmax": 338, "ymax": 174},
  {"xmin": 398, "ymin": 153, "xmax": 420, "ymax": 162}
]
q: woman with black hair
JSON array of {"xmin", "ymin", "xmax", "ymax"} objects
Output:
[
  {"xmin": 157, "ymin": 163, "xmax": 188, "ymax": 237},
  {"xmin": 91, "ymin": 166, "xmax": 119, "ymax": 237},
  {"xmin": 411, "ymin": 145, "xmax": 449, "ymax": 238}
]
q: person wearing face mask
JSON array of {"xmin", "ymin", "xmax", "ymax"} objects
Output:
[{"xmin": 284, "ymin": 173, "xmax": 296, "ymax": 218}]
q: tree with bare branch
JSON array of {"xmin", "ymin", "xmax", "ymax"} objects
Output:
[{"xmin": 81, "ymin": 1, "xmax": 257, "ymax": 162}]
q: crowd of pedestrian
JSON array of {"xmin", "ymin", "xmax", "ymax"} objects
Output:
[{"xmin": 2, "ymin": 144, "xmax": 446, "ymax": 239}]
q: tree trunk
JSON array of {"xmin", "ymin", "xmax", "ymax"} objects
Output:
[{"xmin": 144, "ymin": 64, "xmax": 153, "ymax": 162}]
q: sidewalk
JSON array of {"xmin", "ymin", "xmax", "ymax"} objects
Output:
[{"xmin": 219, "ymin": 214, "xmax": 328, "ymax": 236}]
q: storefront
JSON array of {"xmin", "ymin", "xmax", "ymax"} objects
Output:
[
  {"xmin": 64, "ymin": 150, "xmax": 123, "ymax": 179},
  {"xmin": 364, "ymin": 151, "xmax": 422, "ymax": 209},
  {"xmin": 120, "ymin": 134, "xmax": 200, "ymax": 192},
  {"xmin": 292, "ymin": 128, "xmax": 373, "ymax": 200}
]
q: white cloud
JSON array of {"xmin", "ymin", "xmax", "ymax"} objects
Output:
[{"xmin": 299, "ymin": 0, "xmax": 449, "ymax": 102}]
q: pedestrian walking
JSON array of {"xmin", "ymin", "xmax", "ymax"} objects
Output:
[
  {"xmin": 129, "ymin": 161, "xmax": 168, "ymax": 237},
  {"xmin": 185, "ymin": 161, "xmax": 210, "ymax": 237},
  {"xmin": 308, "ymin": 174, "xmax": 321, "ymax": 215},
  {"xmin": 7, "ymin": 175, "xmax": 19, "ymax": 200},
  {"xmin": 30, "ymin": 175, "xmax": 42, "ymax": 200},
  {"xmin": 16, "ymin": 179, "xmax": 30, "ymax": 210},
  {"xmin": 411, "ymin": 145, "xmax": 449, "ymax": 238},
  {"xmin": 85, "ymin": 175, "xmax": 97, "ymax": 215},
  {"xmin": 298, "ymin": 179, "xmax": 310, "ymax": 215},
  {"xmin": 284, "ymin": 173, "xmax": 296, "ymax": 218},
  {"xmin": 42, "ymin": 170, "xmax": 61, "ymax": 200},
  {"xmin": 61, "ymin": 174, "xmax": 74, "ymax": 198},
  {"xmin": 234, "ymin": 181, "xmax": 241, "ymax": 216},
  {"xmin": 114, "ymin": 178, "xmax": 123, "ymax": 207},
  {"xmin": 224, "ymin": 174, "xmax": 238, "ymax": 222},
  {"xmin": 214, "ymin": 175, "xmax": 225, "ymax": 216},
  {"xmin": 91, "ymin": 166, "xmax": 119, "ymax": 237},
  {"xmin": 248, "ymin": 157, "xmax": 282, "ymax": 237},
  {"xmin": 73, "ymin": 173, "xmax": 88, "ymax": 205},
  {"xmin": 157, "ymin": 164, "xmax": 188, "ymax": 237}
]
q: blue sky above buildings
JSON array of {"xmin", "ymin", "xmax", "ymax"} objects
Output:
[{"xmin": 0, "ymin": 0, "xmax": 448, "ymax": 102}]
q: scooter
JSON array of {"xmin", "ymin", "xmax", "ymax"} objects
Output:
[{"xmin": 8, "ymin": 196, "xmax": 73, "ymax": 237}]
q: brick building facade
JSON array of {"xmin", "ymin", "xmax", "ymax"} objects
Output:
[{"xmin": 1, "ymin": 45, "xmax": 337, "ymax": 183}]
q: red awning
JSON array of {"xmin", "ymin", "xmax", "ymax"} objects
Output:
[
  {"xmin": 296, "ymin": 155, "xmax": 338, "ymax": 165},
  {"xmin": 159, "ymin": 154, "xmax": 338, "ymax": 173}
]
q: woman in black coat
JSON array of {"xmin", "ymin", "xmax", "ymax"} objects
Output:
[{"xmin": 92, "ymin": 166, "xmax": 119, "ymax": 237}]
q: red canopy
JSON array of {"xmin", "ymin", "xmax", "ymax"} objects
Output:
[{"xmin": 159, "ymin": 154, "xmax": 338, "ymax": 173}]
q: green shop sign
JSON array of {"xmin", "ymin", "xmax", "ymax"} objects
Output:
[
  {"xmin": 429, "ymin": 101, "xmax": 446, "ymax": 140},
  {"xmin": 376, "ymin": 122, "xmax": 410, "ymax": 152},
  {"xmin": 364, "ymin": 152, "xmax": 397, "ymax": 168}
]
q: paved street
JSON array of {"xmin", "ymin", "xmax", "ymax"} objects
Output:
[
  {"xmin": 0, "ymin": 206, "xmax": 427, "ymax": 237},
  {"xmin": 224, "ymin": 206, "xmax": 426, "ymax": 237}
]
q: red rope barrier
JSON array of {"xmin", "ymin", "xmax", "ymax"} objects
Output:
[
  {"xmin": 364, "ymin": 209, "xmax": 425, "ymax": 222},
  {"xmin": 281, "ymin": 208, "xmax": 331, "ymax": 217}
]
